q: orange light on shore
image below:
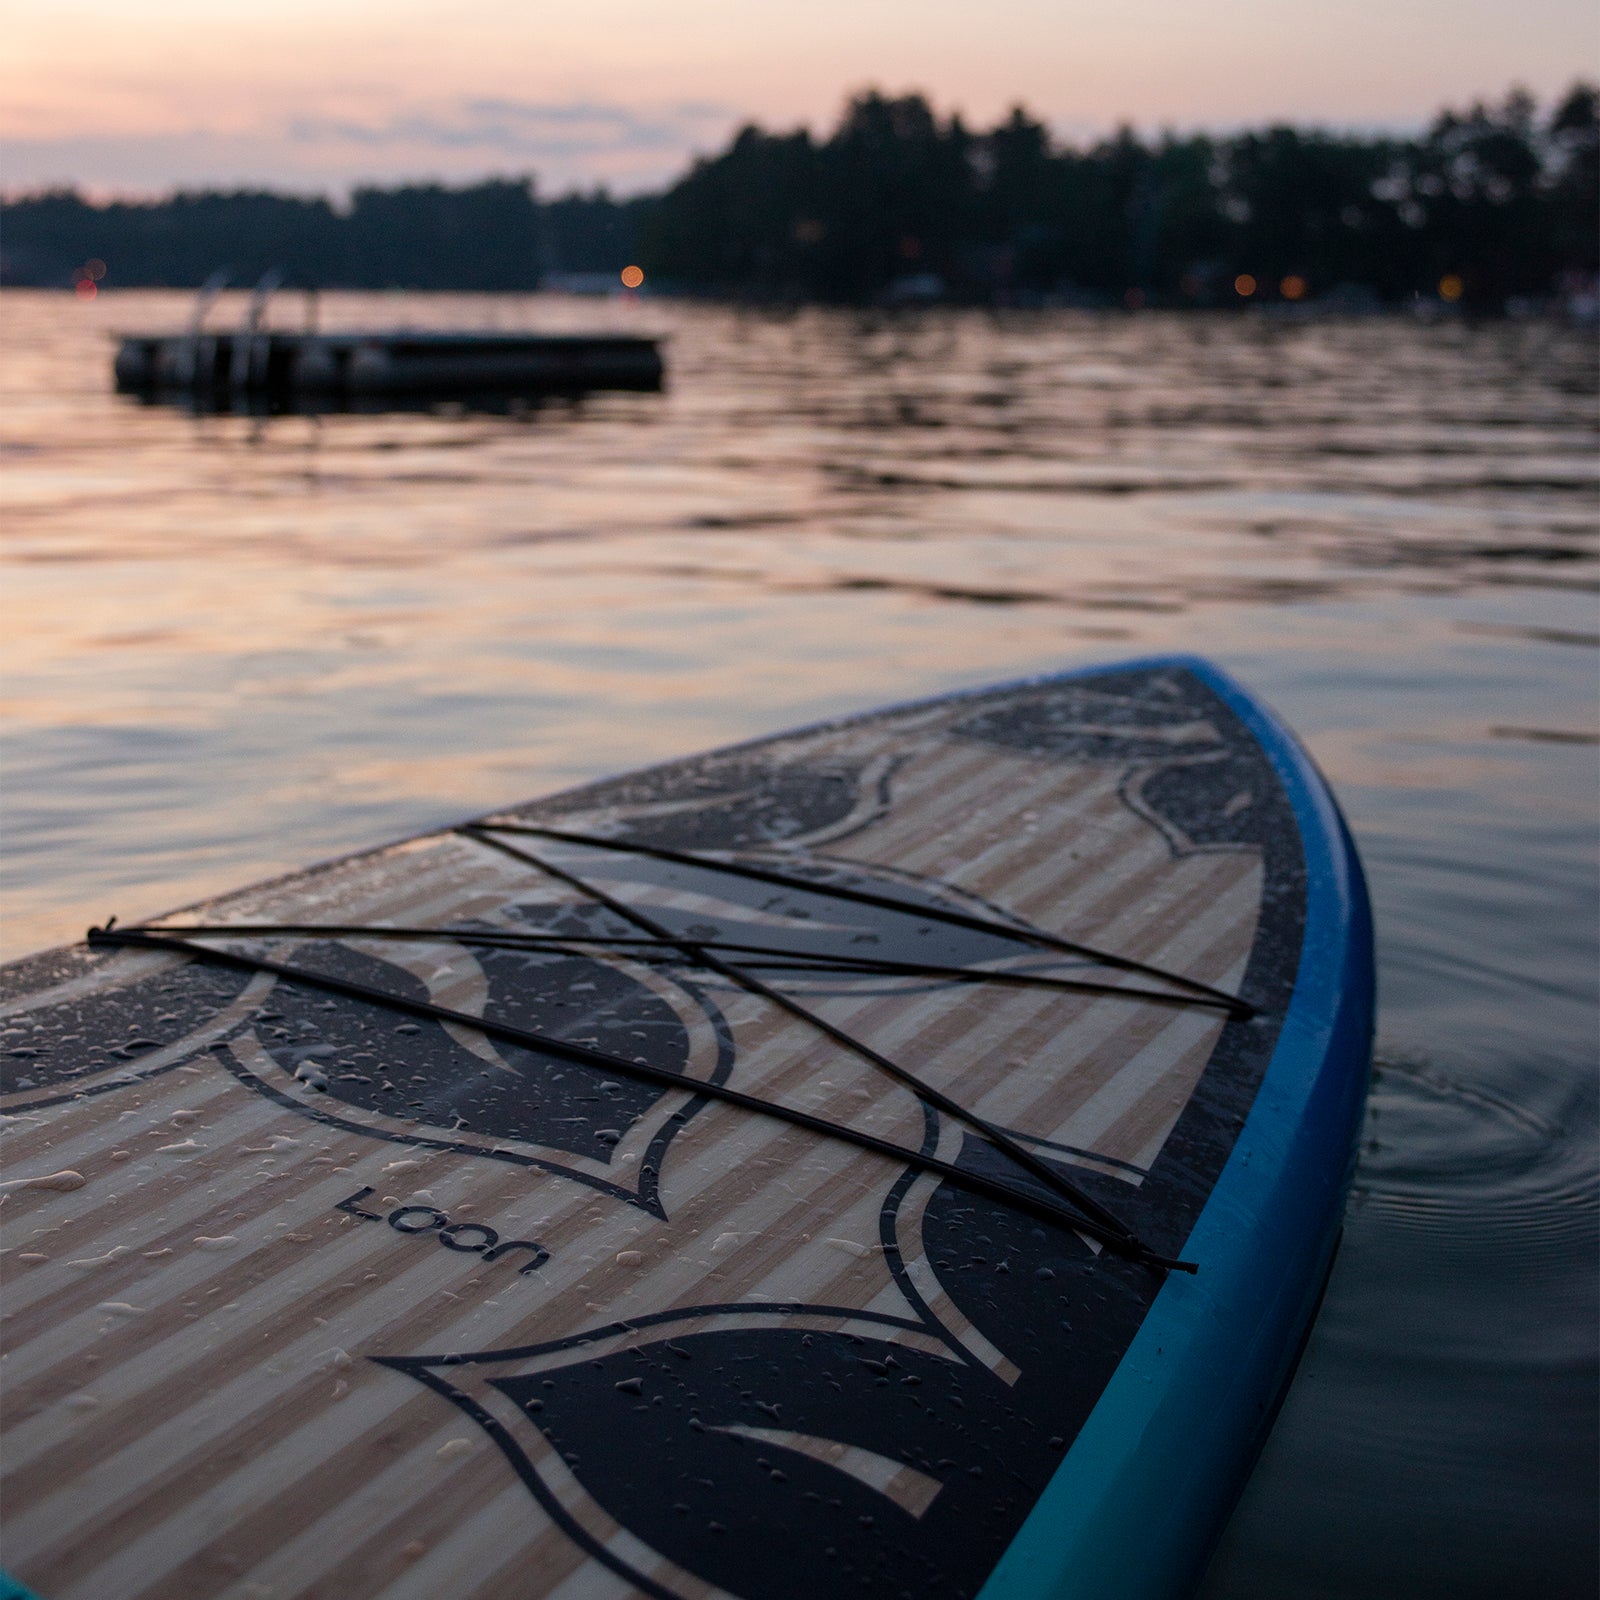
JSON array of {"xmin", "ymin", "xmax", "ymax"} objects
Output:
[
  {"xmin": 1234, "ymin": 274, "xmax": 1257, "ymax": 297},
  {"xmin": 1439, "ymin": 273, "xmax": 1463, "ymax": 302},
  {"xmin": 85, "ymin": 258, "xmax": 106, "ymax": 281},
  {"xmin": 1280, "ymin": 275, "xmax": 1306, "ymax": 301},
  {"xmin": 74, "ymin": 278, "xmax": 97, "ymax": 301},
  {"xmin": 620, "ymin": 265, "xmax": 645, "ymax": 289}
]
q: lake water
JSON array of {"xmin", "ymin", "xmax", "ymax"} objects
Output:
[{"xmin": 2, "ymin": 290, "xmax": 1596, "ymax": 1595}]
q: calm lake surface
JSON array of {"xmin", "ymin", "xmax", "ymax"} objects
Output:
[{"xmin": 2, "ymin": 290, "xmax": 1596, "ymax": 1596}]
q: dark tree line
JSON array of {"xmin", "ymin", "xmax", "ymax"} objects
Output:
[
  {"xmin": 2, "ymin": 83, "xmax": 1593, "ymax": 308},
  {"xmin": 0, "ymin": 180, "xmax": 645, "ymax": 292},
  {"xmin": 641, "ymin": 83, "xmax": 1597, "ymax": 306}
]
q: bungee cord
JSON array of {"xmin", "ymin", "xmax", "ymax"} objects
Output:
[{"xmin": 84, "ymin": 820, "xmax": 1250, "ymax": 1274}]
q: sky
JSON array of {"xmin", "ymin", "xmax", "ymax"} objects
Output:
[{"xmin": 1, "ymin": 0, "xmax": 1593, "ymax": 198}]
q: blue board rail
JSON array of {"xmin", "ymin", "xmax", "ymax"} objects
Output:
[{"xmin": 979, "ymin": 656, "xmax": 1376, "ymax": 1600}]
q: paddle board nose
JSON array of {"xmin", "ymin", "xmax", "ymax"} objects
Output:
[{"xmin": 0, "ymin": 656, "xmax": 1372, "ymax": 1600}]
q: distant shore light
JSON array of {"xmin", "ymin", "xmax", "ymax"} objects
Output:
[
  {"xmin": 1439, "ymin": 274, "xmax": 1463, "ymax": 302},
  {"xmin": 74, "ymin": 278, "xmax": 97, "ymax": 301},
  {"xmin": 1234, "ymin": 274, "xmax": 1257, "ymax": 297},
  {"xmin": 85, "ymin": 258, "xmax": 107, "ymax": 281},
  {"xmin": 1280, "ymin": 275, "xmax": 1307, "ymax": 300},
  {"xmin": 620, "ymin": 265, "xmax": 645, "ymax": 290}
]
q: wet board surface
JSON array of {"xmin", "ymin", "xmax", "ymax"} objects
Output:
[{"xmin": 0, "ymin": 657, "xmax": 1374, "ymax": 1600}]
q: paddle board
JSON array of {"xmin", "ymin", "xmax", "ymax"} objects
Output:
[{"xmin": 0, "ymin": 656, "xmax": 1373, "ymax": 1600}]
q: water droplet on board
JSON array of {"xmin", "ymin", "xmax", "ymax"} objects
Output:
[
  {"xmin": 169, "ymin": 1110, "xmax": 201, "ymax": 1125},
  {"xmin": 96, "ymin": 1301, "xmax": 142, "ymax": 1316},
  {"xmin": 382, "ymin": 1159, "xmax": 422, "ymax": 1175},
  {"xmin": 67, "ymin": 1246, "xmax": 130, "ymax": 1268},
  {"xmin": 193, "ymin": 1235, "xmax": 238, "ymax": 1251},
  {"xmin": 615, "ymin": 1250, "xmax": 644, "ymax": 1266},
  {"xmin": 711, "ymin": 1232, "xmax": 744, "ymax": 1253},
  {"xmin": 436, "ymin": 1438, "xmax": 473, "ymax": 1460},
  {"xmin": 824, "ymin": 1238, "xmax": 876, "ymax": 1259},
  {"xmin": 155, "ymin": 1138, "xmax": 203, "ymax": 1154},
  {"xmin": 64, "ymin": 1393, "xmax": 101, "ymax": 1412},
  {"xmin": 0, "ymin": 1169, "xmax": 86, "ymax": 1194}
]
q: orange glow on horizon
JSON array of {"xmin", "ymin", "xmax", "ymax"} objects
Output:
[
  {"xmin": 1280, "ymin": 274, "xmax": 1306, "ymax": 300},
  {"xmin": 73, "ymin": 277, "xmax": 97, "ymax": 300},
  {"xmin": 1234, "ymin": 274, "xmax": 1256, "ymax": 297},
  {"xmin": 1439, "ymin": 273, "xmax": 1464, "ymax": 301},
  {"xmin": 620, "ymin": 264, "xmax": 645, "ymax": 289}
]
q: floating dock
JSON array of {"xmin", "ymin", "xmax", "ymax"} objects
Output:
[{"xmin": 113, "ymin": 330, "xmax": 664, "ymax": 399}]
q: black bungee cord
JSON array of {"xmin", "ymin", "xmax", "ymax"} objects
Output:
[
  {"xmin": 124, "ymin": 919, "xmax": 1240, "ymax": 1014},
  {"xmin": 458, "ymin": 824, "xmax": 1194, "ymax": 1270},
  {"xmin": 476, "ymin": 819, "xmax": 1253, "ymax": 1018},
  {"xmin": 85, "ymin": 923, "xmax": 1191, "ymax": 1269},
  {"xmin": 83, "ymin": 821, "xmax": 1248, "ymax": 1274}
]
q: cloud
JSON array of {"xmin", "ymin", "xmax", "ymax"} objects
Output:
[
  {"xmin": 1, "ymin": 98, "xmax": 743, "ymax": 198},
  {"xmin": 288, "ymin": 97, "xmax": 734, "ymax": 157}
]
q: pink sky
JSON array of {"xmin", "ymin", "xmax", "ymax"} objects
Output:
[{"xmin": 3, "ymin": 0, "xmax": 1592, "ymax": 196}]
